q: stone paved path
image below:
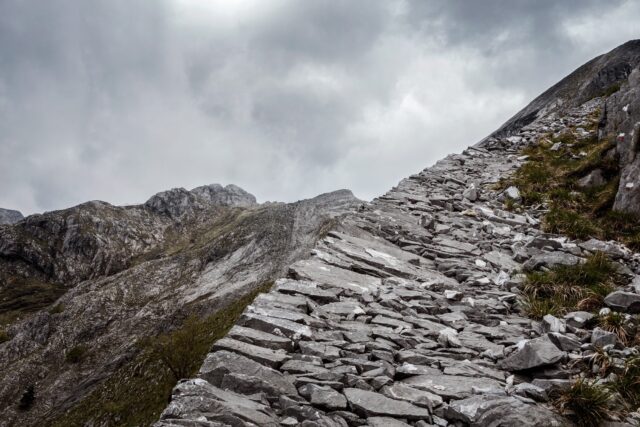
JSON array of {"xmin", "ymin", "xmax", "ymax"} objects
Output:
[{"xmin": 155, "ymin": 99, "xmax": 640, "ymax": 426}]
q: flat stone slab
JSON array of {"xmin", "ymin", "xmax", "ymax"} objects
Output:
[
  {"xmin": 315, "ymin": 301, "xmax": 366, "ymax": 316},
  {"xmin": 381, "ymin": 382, "xmax": 442, "ymax": 408},
  {"xmin": 499, "ymin": 335, "xmax": 564, "ymax": 372},
  {"xmin": 211, "ymin": 337, "xmax": 288, "ymax": 368},
  {"xmin": 275, "ymin": 279, "xmax": 339, "ymax": 303},
  {"xmin": 343, "ymin": 388, "xmax": 432, "ymax": 420},
  {"xmin": 483, "ymin": 250, "xmax": 521, "ymax": 272},
  {"xmin": 446, "ymin": 395, "xmax": 566, "ymax": 426},
  {"xmin": 156, "ymin": 379, "xmax": 279, "ymax": 426},
  {"xmin": 227, "ymin": 325, "xmax": 293, "ymax": 351},
  {"xmin": 604, "ymin": 291, "xmax": 640, "ymax": 313},
  {"xmin": 198, "ymin": 350, "xmax": 298, "ymax": 398},
  {"xmin": 238, "ymin": 312, "xmax": 313, "ymax": 340},
  {"xmin": 443, "ymin": 360, "xmax": 506, "ymax": 381},
  {"xmin": 401, "ymin": 374, "xmax": 503, "ymax": 400},
  {"xmin": 367, "ymin": 417, "xmax": 412, "ymax": 427},
  {"xmin": 290, "ymin": 258, "xmax": 381, "ymax": 294},
  {"xmin": 523, "ymin": 252, "xmax": 582, "ymax": 270}
]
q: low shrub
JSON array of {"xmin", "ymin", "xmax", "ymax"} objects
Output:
[
  {"xmin": 608, "ymin": 357, "xmax": 640, "ymax": 409},
  {"xmin": 521, "ymin": 253, "xmax": 621, "ymax": 319},
  {"xmin": 554, "ymin": 378, "xmax": 612, "ymax": 427}
]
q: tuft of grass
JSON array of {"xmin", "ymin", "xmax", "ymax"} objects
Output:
[
  {"xmin": 544, "ymin": 208, "xmax": 598, "ymax": 239},
  {"xmin": 554, "ymin": 378, "xmax": 612, "ymax": 427},
  {"xmin": 585, "ymin": 346, "xmax": 614, "ymax": 377},
  {"xmin": 608, "ymin": 356, "xmax": 640, "ymax": 409},
  {"xmin": 0, "ymin": 277, "xmax": 67, "ymax": 327},
  {"xmin": 51, "ymin": 281, "xmax": 273, "ymax": 427},
  {"xmin": 521, "ymin": 252, "xmax": 621, "ymax": 319},
  {"xmin": 519, "ymin": 294, "xmax": 563, "ymax": 319},
  {"xmin": 602, "ymin": 82, "xmax": 622, "ymax": 98},
  {"xmin": 598, "ymin": 311, "xmax": 632, "ymax": 345}
]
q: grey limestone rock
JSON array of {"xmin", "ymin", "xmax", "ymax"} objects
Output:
[
  {"xmin": 591, "ymin": 327, "xmax": 618, "ymax": 347},
  {"xmin": 210, "ymin": 337, "xmax": 289, "ymax": 368},
  {"xmin": 577, "ymin": 169, "xmax": 605, "ymax": 188},
  {"xmin": 604, "ymin": 291, "xmax": 640, "ymax": 313},
  {"xmin": 523, "ymin": 252, "xmax": 582, "ymax": 270},
  {"xmin": 401, "ymin": 374, "xmax": 503, "ymax": 400},
  {"xmin": 342, "ymin": 388, "xmax": 431, "ymax": 420},
  {"xmin": 564, "ymin": 311, "xmax": 595, "ymax": 329},
  {"xmin": 0, "ymin": 208, "xmax": 23, "ymax": 225},
  {"xmin": 500, "ymin": 336, "xmax": 564, "ymax": 371},
  {"xmin": 198, "ymin": 350, "xmax": 298, "ymax": 397},
  {"xmin": 191, "ymin": 183, "xmax": 257, "ymax": 207},
  {"xmin": 446, "ymin": 395, "xmax": 566, "ymax": 426},
  {"xmin": 155, "ymin": 379, "xmax": 280, "ymax": 426}
]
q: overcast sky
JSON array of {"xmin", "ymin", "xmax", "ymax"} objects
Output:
[{"xmin": 1, "ymin": 0, "xmax": 639, "ymax": 214}]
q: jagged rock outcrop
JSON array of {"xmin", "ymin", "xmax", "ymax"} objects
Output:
[
  {"xmin": 0, "ymin": 185, "xmax": 360, "ymax": 426},
  {"xmin": 490, "ymin": 40, "xmax": 640, "ymax": 139},
  {"xmin": 0, "ymin": 208, "xmax": 23, "ymax": 225},
  {"xmin": 488, "ymin": 39, "xmax": 640, "ymax": 215},
  {"xmin": 191, "ymin": 183, "xmax": 257, "ymax": 208}
]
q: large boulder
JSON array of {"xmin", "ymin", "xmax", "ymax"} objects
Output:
[
  {"xmin": 155, "ymin": 379, "xmax": 280, "ymax": 426},
  {"xmin": 604, "ymin": 290, "xmax": 640, "ymax": 313},
  {"xmin": 523, "ymin": 252, "xmax": 582, "ymax": 270},
  {"xmin": 446, "ymin": 395, "xmax": 566, "ymax": 426},
  {"xmin": 198, "ymin": 350, "xmax": 298, "ymax": 398},
  {"xmin": 500, "ymin": 336, "xmax": 565, "ymax": 371}
]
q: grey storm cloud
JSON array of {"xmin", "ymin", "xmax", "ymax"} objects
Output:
[{"xmin": 1, "ymin": 0, "xmax": 639, "ymax": 214}]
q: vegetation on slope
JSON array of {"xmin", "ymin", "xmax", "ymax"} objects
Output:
[
  {"xmin": 502, "ymin": 112, "xmax": 640, "ymax": 424},
  {"xmin": 50, "ymin": 281, "xmax": 272, "ymax": 427},
  {"xmin": 520, "ymin": 252, "xmax": 623, "ymax": 319},
  {"xmin": 500, "ymin": 114, "xmax": 640, "ymax": 249}
]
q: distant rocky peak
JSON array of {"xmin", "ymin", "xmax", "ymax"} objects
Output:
[
  {"xmin": 144, "ymin": 184, "xmax": 257, "ymax": 218},
  {"xmin": 490, "ymin": 39, "xmax": 640, "ymax": 138},
  {"xmin": 191, "ymin": 183, "xmax": 257, "ymax": 208},
  {"xmin": 0, "ymin": 208, "xmax": 23, "ymax": 225},
  {"xmin": 144, "ymin": 188, "xmax": 203, "ymax": 218}
]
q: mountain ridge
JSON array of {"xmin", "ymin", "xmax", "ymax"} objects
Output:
[{"xmin": 3, "ymin": 40, "xmax": 640, "ymax": 426}]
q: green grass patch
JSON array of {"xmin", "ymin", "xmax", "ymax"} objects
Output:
[
  {"xmin": 0, "ymin": 277, "xmax": 66, "ymax": 327},
  {"xmin": 608, "ymin": 356, "xmax": 640, "ymax": 409},
  {"xmin": 554, "ymin": 378, "xmax": 612, "ymax": 427},
  {"xmin": 501, "ymin": 121, "xmax": 640, "ymax": 248},
  {"xmin": 51, "ymin": 281, "xmax": 272, "ymax": 427},
  {"xmin": 597, "ymin": 311, "xmax": 633, "ymax": 345},
  {"xmin": 521, "ymin": 253, "xmax": 622, "ymax": 319}
]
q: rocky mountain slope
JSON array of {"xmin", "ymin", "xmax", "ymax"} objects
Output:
[
  {"xmin": 0, "ymin": 208, "xmax": 23, "ymax": 225},
  {"xmin": 153, "ymin": 41, "xmax": 640, "ymax": 426},
  {"xmin": 0, "ymin": 184, "xmax": 360, "ymax": 426}
]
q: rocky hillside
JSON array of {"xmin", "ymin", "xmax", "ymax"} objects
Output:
[
  {"xmin": 153, "ymin": 41, "xmax": 640, "ymax": 426},
  {"xmin": 0, "ymin": 184, "xmax": 360, "ymax": 426},
  {"xmin": 0, "ymin": 208, "xmax": 23, "ymax": 225}
]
